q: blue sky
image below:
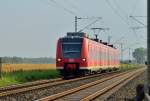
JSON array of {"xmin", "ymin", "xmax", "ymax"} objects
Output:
[{"xmin": 0, "ymin": 0, "xmax": 147, "ymax": 59}]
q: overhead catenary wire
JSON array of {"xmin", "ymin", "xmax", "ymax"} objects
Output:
[
  {"xmin": 130, "ymin": 0, "xmax": 140, "ymax": 15},
  {"xmin": 116, "ymin": 41, "xmax": 142, "ymax": 61},
  {"xmin": 131, "ymin": 16, "xmax": 147, "ymax": 18},
  {"xmin": 131, "ymin": 28, "xmax": 139, "ymax": 42},
  {"xmin": 105, "ymin": 0, "xmax": 138, "ymax": 42},
  {"xmin": 123, "ymin": 42, "xmax": 141, "ymax": 52},
  {"xmin": 129, "ymin": 16, "xmax": 147, "ymax": 43},
  {"xmin": 128, "ymin": 0, "xmax": 146, "ymax": 44},
  {"xmin": 49, "ymin": 0, "xmax": 76, "ymax": 16},
  {"xmin": 62, "ymin": 0, "xmax": 79, "ymax": 11},
  {"xmin": 130, "ymin": 26, "xmax": 147, "ymax": 40},
  {"xmin": 49, "ymin": 0, "xmax": 104, "ymax": 33},
  {"xmin": 112, "ymin": 0, "xmax": 134, "ymax": 29},
  {"xmin": 105, "ymin": 0, "xmax": 143, "ymax": 47},
  {"xmin": 130, "ymin": 16, "xmax": 147, "ymax": 27},
  {"xmin": 69, "ymin": 0, "xmax": 89, "ymax": 16},
  {"xmin": 112, "ymin": 0, "xmax": 129, "ymax": 20},
  {"xmin": 113, "ymin": 35, "xmax": 126, "ymax": 45},
  {"xmin": 106, "ymin": 0, "xmax": 141, "ymax": 42},
  {"xmin": 78, "ymin": 17, "xmax": 102, "ymax": 32},
  {"xmin": 48, "ymin": 0, "xmax": 145, "ymax": 50},
  {"xmin": 105, "ymin": 0, "xmax": 130, "ymax": 26},
  {"xmin": 62, "ymin": 0, "xmax": 87, "ymax": 16}
]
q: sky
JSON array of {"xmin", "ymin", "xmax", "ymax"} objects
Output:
[{"xmin": 0, "ymin": 0, "xmax": 147, "ymax": 59}]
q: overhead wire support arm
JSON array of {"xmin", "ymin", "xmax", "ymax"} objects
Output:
[
  {"xmin": 50, "ymin": 0, "xmax": 76, "ymax": 16},
  {"xmin": 130, "ymin": 26, "xmax": 147, "ymax": 30},
  {"xmin": 78, "ymin": 17, "xmax": 102, "ymax": 32},
  {"xmin": 131, "ymin": 16, "xmax": 147, "ymax": 18},
  {"xmin": 129, "ymin": 16, "xmax": 147, "ymax": 27},
  {"xmin": 90, "ymin": 28, "xmax": 109, "ymax": 30},
  {"xmin": 75, "ymin": 16, "xmax": 89, "ymax": 32}
]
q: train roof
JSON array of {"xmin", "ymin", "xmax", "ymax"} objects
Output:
[
  {"xmin": 66, "ymin": 32, "xmax": 86, "ymax": 37},
  {"xmin": 62, "ymin": 32, "xmax": 117, "ymax": 49}
]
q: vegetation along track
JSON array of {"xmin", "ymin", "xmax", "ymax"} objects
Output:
[
  {"xmin": 37, "ymin": 68, "xmax": 145, "ymax": 101},
  {"xmin": 0, "ymin": 70, "xmax": 123, "ymax": 99},
  {"xmin": 0, "ymin": 78, "xmax": 62, "ymax": 93}
]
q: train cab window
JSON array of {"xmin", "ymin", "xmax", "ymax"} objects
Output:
[{"xmin": 62, "ymin": 38, "xmax": 83, "ymax": 58}]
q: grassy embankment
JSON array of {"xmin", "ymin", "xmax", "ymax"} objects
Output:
[
  {"xmin": 0, "ymin": 64, "xmax": 60, "ymax": 87},
  {"xmin": 0, "ymin": 63, "xmax": 144, "ymax": 87},
  {"xmin": 120, "ymin": 63, "xmax": 145, "ymax": 70}
]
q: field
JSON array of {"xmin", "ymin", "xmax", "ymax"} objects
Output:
[
  {"xmin": 2, "ymin": 64, "xmax": 56, "ymax": 73},
  {"xmin": 0, "ymin": 63, "xmax": 142, "ymax": 87},
  {"xmin": 121, "ymin": 64, "xmax": 144, "ymax": 70},
  {"xmin": 0, "ymin": 70, "xmax": 60, "ymax": 87},
  {"xmin": 0, "ymin": 64, "xmax": 59, "ymax": 87}
]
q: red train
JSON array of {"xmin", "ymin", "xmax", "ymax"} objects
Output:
[{"xmin": 56, "ymin": 32, "xmax": 120, "ymax": 78}]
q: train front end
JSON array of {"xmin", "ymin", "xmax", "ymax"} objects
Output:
[{"xmin": 56, "ymin": 32, "xmax": 88, "ymax": 78}]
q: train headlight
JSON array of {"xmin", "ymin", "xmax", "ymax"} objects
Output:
[
  {"xmin": 82, "ymin": 58, "xmax": 86, "ymax": 61},
  {"xmin": 57, "ymin": 58, "xmax": 61, "ymax": 62}
]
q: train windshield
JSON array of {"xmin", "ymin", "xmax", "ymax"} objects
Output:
[{"xmin": 62, "ymin": 38, "xmax": 82, "ymax": 58}]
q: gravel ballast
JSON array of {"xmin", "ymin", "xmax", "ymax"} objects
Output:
[
  {"xmin": 0, "ymin": 72, "xmax": 119, "ymax": 101},
  {"xmin": 0, "ymin": 70, "xmax": 146, "ymax": 101},
  {"xmin": 105, "ymin": 71, "xmax": 146, "ymax": 101}
]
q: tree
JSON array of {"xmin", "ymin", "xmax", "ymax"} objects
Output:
[{"xmin": 132, "ymin": 47, "xmax": 147, "ymax": 64}]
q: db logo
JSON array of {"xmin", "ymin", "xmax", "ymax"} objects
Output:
[{"xmin": 69, "ymin": 59, "xmax": 74, "ymax": 62}]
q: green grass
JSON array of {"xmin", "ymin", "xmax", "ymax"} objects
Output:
[
  {"xmin": 0, "ymin": 70, "xmax": 60, "ymax": 87},
  {"xmin": 0, "ymin": 76, "xmax": 20, "ymax": 87},
  {"xmin": 0, "ymin": 64, "xmax": 144, "ymax": 87},
  {"xmin": 120, "ymin": 64, "xmax": 144, "ymax": 71}
]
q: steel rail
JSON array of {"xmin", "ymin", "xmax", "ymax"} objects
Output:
[
  {"xmin": 0, "ymin": 78, "xmax": 62, "ymax": 93},
  {"xmin": 36, "ymin": 69, "xmax": 144, "ymax": 101},
  {"xmin": 81, "ymin": 68, "xmax": 145, "ymax": 101},
  {"xmin": 0, "ymin": 71, "xmax": 121, "ymax": 97}
]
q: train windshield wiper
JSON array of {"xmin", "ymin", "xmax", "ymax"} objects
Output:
[{"xmin": 64, "ymin": 51, "xmax": 80, "ymax": 53}]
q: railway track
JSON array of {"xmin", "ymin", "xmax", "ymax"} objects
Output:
[
  {"xmin": 0, "ymin": 78, "xmax": 62, "ymax": 93},
  {"xmin": 0, "ymin": 71, "xmax": 122, "ymax": 98},
  {"xmin": 37, "ymin": 68, "xmax": 145, "ymax": 101}
]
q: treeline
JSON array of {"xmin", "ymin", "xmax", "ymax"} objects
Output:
[
  {"xmin": 132, "ymin": 47, "xmax": 147, "ymax": 64},
  {"xmin": 1, "ymin": 57, "xmax": 55, "ymax": 64}
]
